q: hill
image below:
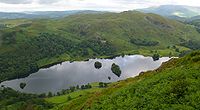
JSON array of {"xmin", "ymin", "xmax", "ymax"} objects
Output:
[
  {"xmin": 46, "ymin": 51, "xmax": 200, "ymax": 110},
  {"xmin": 186, "ymin": 15, "xmax": 200, "ymax": 22},
  {"xmin": 0, "ymin": 10, "xmax": 103, "ymax": 19},
  {"xmin": 138, "ymin": 5, "xmax": 200, "ymax": 18},
  {"xmin": 0, "ymin": 11, "xmax": 200, "ymax": 82}
]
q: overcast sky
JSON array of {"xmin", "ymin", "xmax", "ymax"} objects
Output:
[{"xmin": 0, "ymin": 0, "xmax": 200, "ymax": 12}]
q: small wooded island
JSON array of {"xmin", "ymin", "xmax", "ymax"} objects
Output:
[
  {"xmin": 111, "ymin": 63, "xmax": 122, "ymax": 77},
  {"xmin": 152, "ymin": 53, "xmax": 160, "ymax": 61},
  {"xmin": 19, "ymin": 83, "xmax": 26, "ymax": 89},
  {"xmin": 94, "ymin": 61, "xmax": 102, "ymax": 69}
]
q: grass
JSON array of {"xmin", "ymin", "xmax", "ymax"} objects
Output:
[
  {"xmin": 46, "ymin": 88, "xmax": 102, "ymax": 104},
  {"xmin": 45, "ymin": 82, "xmax": 105, "ymax": 110}
]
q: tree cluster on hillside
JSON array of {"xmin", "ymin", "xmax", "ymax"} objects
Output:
[
  {"xmin": 99, "ymin": 82, "xmax": 108, "ymax": 88},
  {"xmin": 1, "ymin": 31, "xmax": 16, "ymax": 44},
  {"xmin": 130, "ymin": 38, "xmax": 159, "ymax": 46},
  {"xmin": 181, "ymin": 40, "xmax": 200, "ymax": 50},
  {"xmin": 0, "ymin": 32, "xmax": 75, "ymax": 82},
  {"xmin": 80, "ymin": 39, "xmax": 116, "ymax": 56},
  {"xmin": 0, "ymin": 87, "xmax": 53, "ymax": 110},
  {"xmin": 55, "ymin": 83, "xmax": 93, "ymax": 97},
  {"xmin": 188, "ymin": 20, "xmax": 200, "ymax": 33}
]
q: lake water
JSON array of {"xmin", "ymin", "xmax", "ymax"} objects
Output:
[{"xmin": 0, "ymin": 55, "xmax": 170, "ymax": 94}]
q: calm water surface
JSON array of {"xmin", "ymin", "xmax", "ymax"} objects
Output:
[{"xmin": 1, "ymin": 55, "xmax": 170, "ymax": 94}]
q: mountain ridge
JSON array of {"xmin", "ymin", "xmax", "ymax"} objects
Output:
[
  {"xmin": 138, "ymin": 5, "xmax": 200, "ymax": 18},
  {"xmin": 0, "ymin": 10, "xmax": 105, "ymax": 19}
]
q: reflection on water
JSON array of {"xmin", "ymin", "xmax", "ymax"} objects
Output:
[{"xmin": 0, "ymin": 55, "xmax": 170, "ymax": 94}]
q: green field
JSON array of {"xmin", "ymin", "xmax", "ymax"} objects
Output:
[{"xmin": 46, "ymin": 83, "xmax": 104, "ymax": 110}]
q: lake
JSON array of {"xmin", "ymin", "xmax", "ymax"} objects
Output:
[{"xmin": 0, "ymin": 55, "xmax": 170, "ymax": 94}]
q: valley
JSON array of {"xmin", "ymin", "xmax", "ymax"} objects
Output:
[
  {"xmin": 1, "ymin": 11, "xmax": 199, "ymax": 82},
  {"xmin": 1, "ymin": 3, "xmax": 200, "ymax": 110}
]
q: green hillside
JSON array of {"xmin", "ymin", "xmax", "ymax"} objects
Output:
[
  {"xmin": 0, "ymin": 11, "xmax": 200, "ymax": 82},
  {"xmin": 44, "ymin": 51, "xmax": 200, "ymax": 110}
]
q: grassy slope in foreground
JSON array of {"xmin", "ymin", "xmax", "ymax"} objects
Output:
[
  {"xmin": 1, "ymin": 11, "xmax": 200, "ymax": 82},
  {"xmin": 46, "ymin": 51, "xmax": 200, "ymax": 110}
]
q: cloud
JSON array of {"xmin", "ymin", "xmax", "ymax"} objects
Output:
[
  {"xmin": 38, "ymin": 0, "xmax": 60, "ymax": 4},
  {"xmin": 0, "ymin": 0, "xmax": 60, "ymax": 4},
  {"xmin": 0, "ymin": 0, "xmax": 200, "ymax": 12},
  {"xmin": 0, "ymin": 0, "xmax": 32, "ymax": 4}
]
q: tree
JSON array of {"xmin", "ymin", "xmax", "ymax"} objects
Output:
[
  {"xmin": 130, "ymin": 38, "xmax": 159, "ymax": 46},
  {"xmin": 87, "ymin": 83, "xmax": 92, "ymax": 89},
  {"xmin": 175, "ymin": 48, "xmax": 180, "ymax": 52},
  {"xmin": 169, "ymin": 52, "xmax": 172, "ymax": 58},
  {"xmin": 61, "ymin": 89, "xmax": 66, "ymax": 95},
  {"xmin": 76, "ymin": 85, "xmax": 80, "ymax": 90},
  {"xmin": 152, "ymin": 54, "xmax": 160, "ymax": 61},
  {"xmin": 94, "ymin": 61, "xmax": 102, "ymax": 69},
  {"xmin": 84, "ymin": 83, "xmax": 92, "ymax": 89},
  {"xmin": 57, "ymin": 92, "xmax": 60, "ymax": 96},
  {"xmin": 99, "ymin": 82, "xmax": 104, "ymax": 88},
  {"xmin": 19, "ymin": 83, "xmax": 26, "ymax": 89},
  {"xmin": 48, "ymin": 92, "xmax": 53, "ymax": 97},
  {"xmin": 39, "ymin": 93, "xmax": 46, "ymax": 98},
  {"xmin": 104, "ymin": 83, "xmax": 108, "ymax": 87},
  {"xmin": 70, "ymin": 86, "xmax": 76, "ymax": 92},
  {"xmin": 67, "ymin": 95, "xmax": 72, "ymax": 101},
  {"xmin": 99, "ymin": 82, "xmax": 108, "ymax": 88},
  {"xmin": 85, "ymin": 84, "xmax": 89, "ymax": 89},
  {"xmin": 111, "ymin": 63, "xmax": 122, "ymax": 77},
  {"xmin": 81, "ymin": 85, "xmax": 85, "ymax": 89}
]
